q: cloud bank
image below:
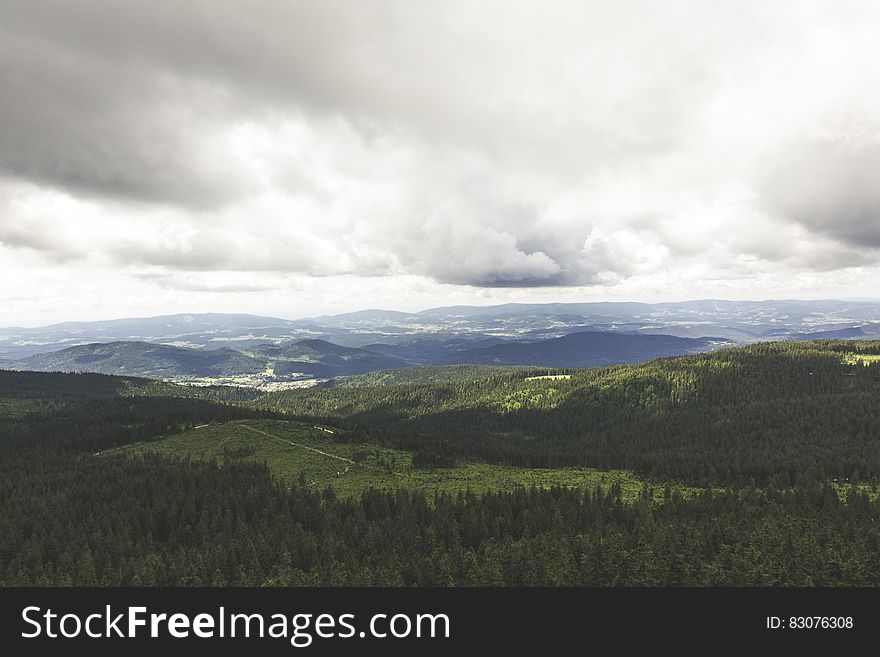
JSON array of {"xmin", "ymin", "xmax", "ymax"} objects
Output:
[{"xmin": 2, "ymin": 1, "xmax": 880, "ymax": 322}]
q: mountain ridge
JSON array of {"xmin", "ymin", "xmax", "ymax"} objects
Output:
[
  {"xmin": 4, "ymin": 331, "xmax": 726, "ymax": 384},
  {"xmin": 8, "ymin": 339, "xmax": 411, "ymax": 383},
  {"xmin": 3, "ymin": 299, "xmax": 880, "ymax": 360},
  {"xmin": 437, "ymin": 331, "xmax": 716, "ymax": 367}
]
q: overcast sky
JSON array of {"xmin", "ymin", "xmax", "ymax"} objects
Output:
[{"xmin": 2, "ymin": 1, "xmax": 880, "ymax": 325}]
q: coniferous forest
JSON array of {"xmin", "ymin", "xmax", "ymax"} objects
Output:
[{"xmin": 2, "ymin": 341, "xmax": 880, "ymax": 586}]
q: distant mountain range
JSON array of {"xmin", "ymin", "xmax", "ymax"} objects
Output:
[
  {"xmin": 0, "ymin": 313, "xmax": 305, "ymax": 358},
  {"xmin": 4, "ymin": 332, "xmax": 721, "ymax": 385},
  {"xmin": 14, "ymin": 341, "xmax": 265, "ymax": 379},
  {"xmin": 3, "ymin": 299, "xmax": 880, "ymax": 359},
  {"xmin": 2, "ymin": 299, "xmax": 880, "ymax": 385}
]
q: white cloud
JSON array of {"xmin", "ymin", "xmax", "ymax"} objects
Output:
[{"xmin": 2, "ymin": 0, "xmax": 880, "ymax": 323}]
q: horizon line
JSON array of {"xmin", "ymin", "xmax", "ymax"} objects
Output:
[{"xmin": 3, "ymin": 295, "xmax": 880, "ymax": 330}]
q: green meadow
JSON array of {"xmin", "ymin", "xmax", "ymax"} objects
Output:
[{"xmin": 112, "ymin": 419, "xmax": 687, "ymax": 501}]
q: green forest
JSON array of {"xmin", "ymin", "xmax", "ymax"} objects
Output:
[
  {"xmin": 2, "ymin": 341, "xmax": 880, "ymax": 586},
  {"xmin": 260, "ymin": 341, "xmax": 880, "ymax": 487}
]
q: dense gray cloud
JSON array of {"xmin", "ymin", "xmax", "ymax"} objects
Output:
[
  {"xmin": 1, "ymin": 0, "xmax": 880, "ymax": 302},
  {"xmin": 760, "ymin": 135, "xmax": 880, "ymax": 250},
  {"xmin": 0, "ymin": 25, "xmax": 250, "ymax": 207}
]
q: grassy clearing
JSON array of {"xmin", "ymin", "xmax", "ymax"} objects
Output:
[
  {"xmin": 388, "ymin": 462, "xmax": 669, "ymax": 501},
  {"xmin": 108, "ymin": 419, "xmax": 695, "ymax": 501}
]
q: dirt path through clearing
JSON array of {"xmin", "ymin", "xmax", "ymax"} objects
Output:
[{"xmin": 239, "ymin": 423, "xmax": 355, "ymax": 465}]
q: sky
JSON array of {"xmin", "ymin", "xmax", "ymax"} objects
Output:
[{"xmin": 2, "ymin": 0, "xmax": 880, "ymax": 326}]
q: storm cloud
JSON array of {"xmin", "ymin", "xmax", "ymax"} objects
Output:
[
  {"xmin": 2, "ymin": 1, "xmax": 880, "ymax": 322},
  {"xmin": 760, "ymin": 135, "xmax": 880, "ymax": 250}
]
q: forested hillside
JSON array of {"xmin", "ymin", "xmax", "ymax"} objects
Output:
[
  {"xmin": 3, "ymin": 343, "xmax": 880, "ymax": 586},
  {"xmin": 331, "ymin": 364, "xmax": 533, "ymax": 387},
  {"xmin": 12, "ymin": 342, "xmax": 266, "ymax": 378},
  {"xmin": 258, "ymin": 341, "xmax": 880, "ymax": 486}
]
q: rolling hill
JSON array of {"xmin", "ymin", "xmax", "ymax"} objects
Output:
[
  {"xmin": 3, "ymin": 331, "xmax": 723, "ymax": 383},
  {"xmin": 437, "ymin": 331, "xmax": 718, "ymax": 367},
  {"xmin": 8, "ymin": 339, "xmax": 411, "ymax": 382},
  {"xmin": 256, "ymin": 340, "xmax": 880, "ymax": 487},
  {"xmin": 12, "ymin": 341, "xmax": 266, "ymax": 378},
  {"xmin": 239, "ymin": 339, "xmax": 411, "ymax": 377}
]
